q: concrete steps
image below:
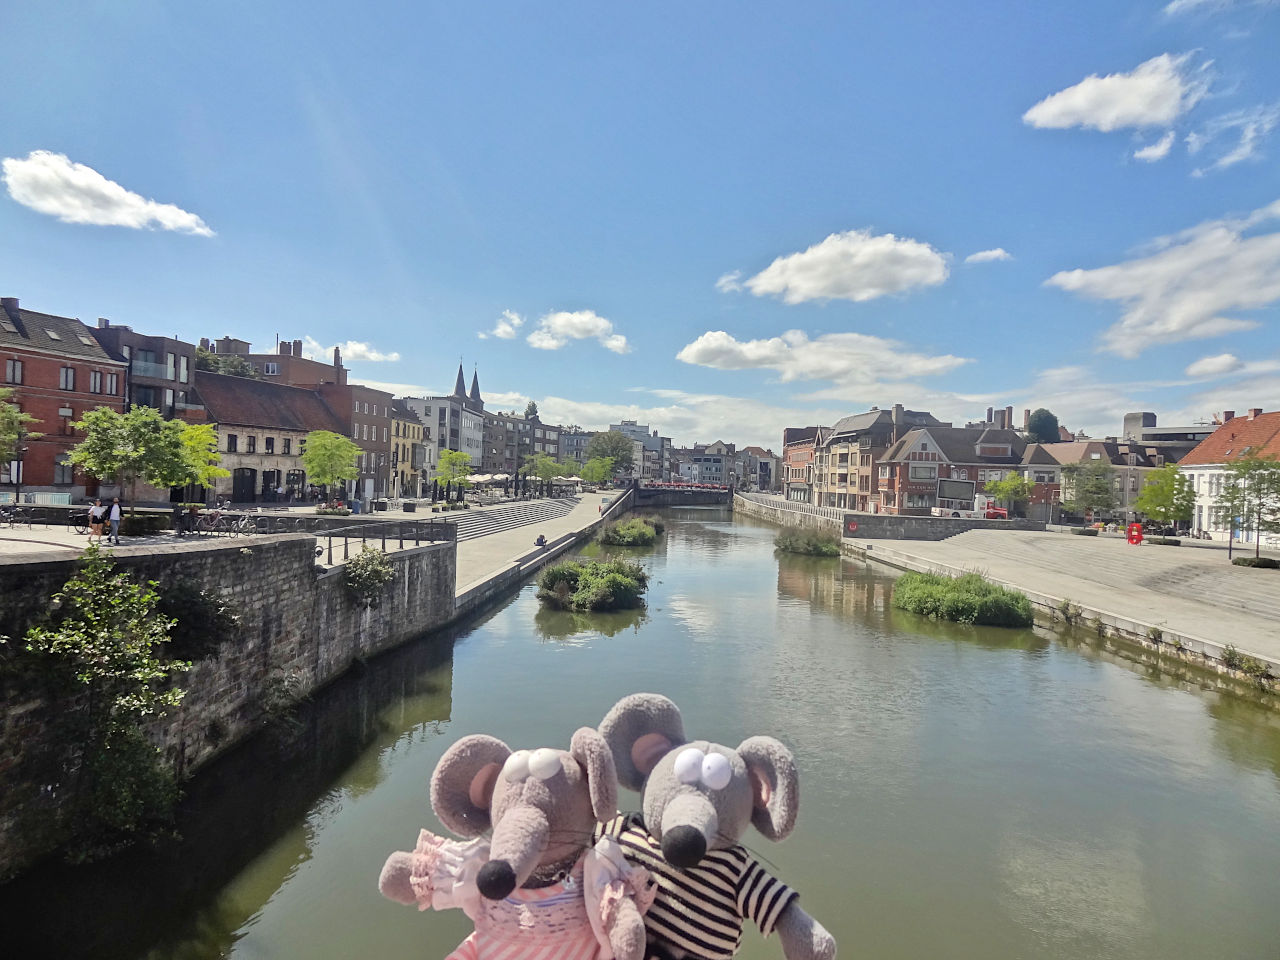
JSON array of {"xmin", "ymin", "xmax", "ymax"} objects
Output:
[{"xmin": 451, "ymin": 497, "xmax": 582, "ymax": 542}]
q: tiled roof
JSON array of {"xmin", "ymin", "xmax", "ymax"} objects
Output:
[
  {"xmin": 883, "ymin": 426, "xmax": 1026, "ymax": 465},
  {"xmin": 391, "ymin": 399, "xmax": 423, "ymax": 424},
  {"xmin": 0, "ymin": 302, "xmax": 122, "ymax": 363},
  {"xmin": 1179, "ymin": 411, "xmax": 1280, "ymax": 466},
  {"xmin": 195, "ymin": 370, "xmax": 347, "ymax": 433}
]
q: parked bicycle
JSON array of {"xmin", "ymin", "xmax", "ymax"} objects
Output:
[
  {"xmin": 1, "ymin": 505, "xmax": 32, "ymax": 528},
  {"xmin": 69, "ymin": 512, "xmax": 90, "ymax": 536}
]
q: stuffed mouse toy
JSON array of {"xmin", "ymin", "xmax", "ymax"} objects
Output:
[
  {"xmin": 598, "ymin": 694, "xmax": 836, "ymax": 960},
  {"xmin": 379, "ymin": 727, "xmax": 653, "ymax": 960}
]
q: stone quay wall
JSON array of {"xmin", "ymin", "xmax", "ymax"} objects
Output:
[
  {"xmin": 0, "ymin": 533, "xmax": 455, "ymax": 877},
  {"xmin": 732, "ymin": 493, "xmax": 1045, "ymax": 540}
]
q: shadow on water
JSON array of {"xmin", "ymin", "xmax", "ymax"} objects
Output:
[{"xmin": 3, "ymin": 621, "xmax": 461, "ymax": 960}]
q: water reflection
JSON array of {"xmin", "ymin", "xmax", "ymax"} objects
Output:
[{"xmin": 533, "ymin": 604, "xmax": 649, "ymax": 641}]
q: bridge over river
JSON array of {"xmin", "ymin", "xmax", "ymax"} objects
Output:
[{"xmin": 5, "ymin": 505, "xmax": 1279, "ymax": 960}]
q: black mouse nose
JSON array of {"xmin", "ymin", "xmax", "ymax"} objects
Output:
[
  {"xmin": 477, "ymin": 860, "xmax": 517, "ymax": 900},
  {"xmin": 661, "ymin": 825, "xmax": 707, "ymax": 868}
]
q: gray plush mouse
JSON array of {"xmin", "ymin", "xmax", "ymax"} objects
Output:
[
  {"xmin": 598, "ymin": 693, "xmax": 836, "ymax": 960},
  {"xmin": 379, "ymin": 727, "xmax": 652, "ymax": 960}
]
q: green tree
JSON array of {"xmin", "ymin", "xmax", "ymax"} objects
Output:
[
  {"xmin": 580, "ymin": 456, "xmax": 615, "ymax": 485},
  {"xmin": 523, "ymin": 400, "xmax": 539, "ymax": 420},
  {"xmin": 195, "ymin": 346, "xmax": 260, "ymax": 379},
  {"xmin": 1219, "ymin": 454, "xmax": 1280, "ymax": 559},
  {"xmin": 1025, "ymin": 408, "xmax": 1061, "ymax": 444},
  {"xmin": 1, "ymin": 386, "xmax": 41, "ymax": 465},
  {"xmin": 1134, "ymin": 464, "xmax": 1194, "ymax": 529},
  {"xmin": 177, "ymin": 422, "xmax": 231, "ymax": 490},
  {"xmin": 1061, "ymin": 458, "xmax": 1117, "ymax": 520},
  {"xmin": 68, "ymin": 407, "xmax": 188, "ymax": 513},
  {"xmin": 522, "ymin": 452, "xmax": 568, "ymax": 485},
  {"xmin": 436, "ymin": 449, "xmax": 474, "ymax": 488},
  {"xmin": 585, "ymin": 430, "xmax": 634, "ymax": 474},
  {"xmin": 984, "ymin": 474, "xmax": 1035, "ymax": 515},
  {"xmin": 19, "ymin": 547, "xmax": 190, "ymax": 854},
  {"xmin": 300, "ymin": 430, "xmax": 362, "ymax": 491}
]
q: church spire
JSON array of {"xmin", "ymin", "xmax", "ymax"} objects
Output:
[
  {"xmin": 453, "ymin": 362, "xmax": 467, "ymax": 398},
  {"xmin": 469, "ymin": 368, "xmax": 482, "ymax": 404}
]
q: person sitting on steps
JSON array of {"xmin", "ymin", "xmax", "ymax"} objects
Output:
[{"xmin": 534, "ymin": 534, "xmax": 547, "ymax": 549}]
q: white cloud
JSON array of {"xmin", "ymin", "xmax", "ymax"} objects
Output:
[
  {"xmin": 1, "ymin": 150, "xmax": 214, "ymax": 236},
  {"xmin": 301, "ymin": 336, "xmax": 401, "ymax": 363},
  {"xmin": 1185, "ymin": 353, "xmax": 1243, "ymax": 377},
  {"xmin": 1134, "ymin": 131, "xmax": 1176, "ymax": 162},
  {"xmin": 1188, "ymin": 103, "xmax": 1280, "ymax": 175},
  {"xmin": 1164, "ymin": 0, "xmax": 1278, "ymax": 14},
  {"xmin": 479, "ymin": 309, "xmax": 524, "ymax": 340},
  {"xmin": 715, "ymin": 270, "xmax": 743, "ymax": 293},
  {"xmin": 739, "ymin": 229, "xmax": 949, "ymax": 304},
  {"xmin": 1022, "ymin": 54, "xmax": 1210, "ymax": 132},
  {"xmin": 965, "ymin": 248, "xmax": 1013, "ymax": 264},
  {"xmin": 527, "ymin": 310, "xmax": 630, "ymax": 353},
  {"xmin": 1045, "ymin": 198, "xmax": 1280, "ymax": 357},
  {"xmin": 676, "ymin": 329, "xmax": 970, "ymax": 384}
]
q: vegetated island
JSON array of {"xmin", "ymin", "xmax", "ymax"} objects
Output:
[
  {"xmin": 598, "ymin": 515, "xmax": 664, "ymax": 546},
  {"xmin": 774, "ymin": 525, "xmax": 842, "ymax": 557},
  {"xmin": 891, "ymin": 571, "xmax": 1033, "ymax": 627},
  {"xmin": 536, "ymin": 558, "xmax": 649, "ymax": 612}
]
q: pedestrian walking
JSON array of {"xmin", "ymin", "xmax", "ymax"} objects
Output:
[
  {"xmin": 88, "ymin": 499, "xmax": 106, "ymax": 544},
  {"xmin": 107, "ymin": 498, "xmax": 123, "ymax": 545}
]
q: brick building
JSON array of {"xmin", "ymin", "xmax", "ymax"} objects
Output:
[
  {"xmin": 879, "ymin": 425, "xmax": 1027, "ymax": 515},
  {"xmin": 390, "ymin": 400, "xmax": 428, "ymax": 499},
  {"xmin": 813, "ymin": 405, "xmax": 945, "ymax": 510},
  {"xmin": 782, "ymin": 426, "xmax": 825, "ymax": 502},
  {"xmin": 1, "ymin": 297, "xmax": 128, "ymax": 499},
  {"xmin": 93, "ymin": 320, "xmax": 204, "ymax": 420}
]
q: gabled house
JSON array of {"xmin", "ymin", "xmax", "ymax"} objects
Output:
[
  {"xmin": 813, "ymin": 405, "xmax": 946, "ymax": 511},
  {"xmin": 1179, "ymin": 409, "xmax": 1280, "ymax": 544},
  {"xmin": 878, "ymin": 426, "xmax": 1026, "ymax": 515},
  {"xmin": 1017, "ymin": 439, "xmax": 1165, "ymax": 521}
]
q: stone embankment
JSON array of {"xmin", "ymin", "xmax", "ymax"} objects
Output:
[{"xmin": 734, "ymin": 493, "xmax": 1279, "ymax": 683}]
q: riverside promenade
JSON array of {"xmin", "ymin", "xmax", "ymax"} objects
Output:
[{"xmin": 735, "ymin": 493, "xmax": 1280, "ymax": 676}]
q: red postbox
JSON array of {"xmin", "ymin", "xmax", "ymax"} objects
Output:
[{"xmin": 1126, "ymin": 522, "xmax": 1144, "ymax": 545}]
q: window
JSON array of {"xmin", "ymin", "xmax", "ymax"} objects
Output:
[
  {"xmin": 78, "ymin": 335, "xmax": 95, "ymax": 346},
  {"xmin": 247, "ymin": 435, "xmax": 257, "ymax": 453},
  {"xmin": 363, "ymin": 402, "xmax": 369, "ymax": 414},
  {"xmin": 283, "ymin": 438, "xmax": 292, "ymax": 455},
  {"xmin": 59, "ymin": 366, "xmax": 75, "ymax": 390},
  {"xmin": 263, "ymin": 362, "xmax": 279, "ymax": 376},
  {"xmin": 90, "ymin": 371, "xmax": 102, "ymax": 393},
  {"xmin": 164, "ymin": 388, "xmax": 174, "ymax": 409},
  {"xmin": 920, "ymin": 443, "xmax": 928, "ymax": 452},
  {"xmin": 354, "ymin": 400, "xmax": 359, "ymax": 412},
  {"xmin": 909, "ymin": 464, "xmax": 937, "ymax": 480},
  {"xmin": 957, "ymin": 469, "xmax": 967, "ymax": 480},
  {"xmin": 1129, "ymin": 475, "xmax": 1138, "ymax": 492},
  {"xmin": 227, "ymin": 434, "xmax": 239, "ymax": 452},
  {"xmin": 362, "ymin": 423, "xmax": 368, "ymax": 440},
  {"xmin": 180, "ymin": 355, "xmax": 189, "ymax": 383},
  {"xmin": 54, "ymin": 454, "xmax": 74, "ymax": 485},
  {"xmin": 106, "ymin": 373, "xmax": 118, "ymax": 395},
  {"xmin": 265, "ymin": 437, "xmax": 275, "ymax": 454},
  {"xmin": 1033, "ymin": 471, "xmax": 1054, "ymax": 483},
  {"xmin": 383, "ymin": 427, "xmax": 388, "ymax": 442},
  {"xmin": 166, "ymin": 352, "xmax": 176, "ymax": 379},
  {"xmin": 45, "ymin": 329, "xmax": 62, "ymax": 340},
  {"xmin": 5, "ymin": 359, "xmax": 22, "ymax": 384}
]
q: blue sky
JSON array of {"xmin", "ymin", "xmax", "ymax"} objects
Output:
[{"xmin": 3, "ymin": 0, "xmax": 1279, "ymax": 449}]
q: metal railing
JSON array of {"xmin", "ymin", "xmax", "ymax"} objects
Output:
[
  {"xmin": 737, "ymin": 491, "xmax": 845, "ymax": 521},
  {"xmin": 321, "ymin": 517, "xmax": 454, "ymax": 565}
]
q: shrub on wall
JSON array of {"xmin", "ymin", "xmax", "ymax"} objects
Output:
[
  {"xmin": 154, "ymin": 580, "xmax": 241, "ymax": 661},
  {"xmin": 344, "ymin": 546, "xmax": 396, "ymax": 607},
  {"xmin": 891, "ymin": 571, "xmax": 1034, "ymax": 627},
  {"xmin": 774, "ymin": 525, "xmax": 841, "ymax": 557}
]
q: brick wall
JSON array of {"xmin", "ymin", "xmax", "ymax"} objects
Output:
[{"xmin": 0, "ymin": 533, "xmax": 455, "ymax": 877}]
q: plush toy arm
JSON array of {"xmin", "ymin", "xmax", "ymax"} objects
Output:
[
  {"xmin": 377, "ymin": 830, "xmax": 489, "ymax": 918},
  {"xmin": 379, "ymin": 850, "xmax": 418, "ymax": 905},
  {"xmin": 775, "ymin": 900, "xmax": 836, "ymax": 960},
  {"xmin": 605, "ymin": 895, "xmax": 648, "ymax": 960},
  {"xmin": 584, "ymin": 835, "xmax": 657, "ymax": 960}
]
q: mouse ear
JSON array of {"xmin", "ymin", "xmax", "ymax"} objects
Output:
[
  {"xmin": 737, "ymin": 736, "xmax": 799, "ymax": 841},
  {"xmin": 599, "ymin": 693, "xmax": 686, "ymax": 792},
  {"xmin": 430, "ymin": 735, "xmax": 510, "ymax": 837},
  {"xmin": 570, "ymin": 727, "xmax": 619, "ymax": 822}
]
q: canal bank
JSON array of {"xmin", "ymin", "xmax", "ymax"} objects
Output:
[{"xmin": 734, "ymin": 492, "xmax": 1280, "ymax": 685}]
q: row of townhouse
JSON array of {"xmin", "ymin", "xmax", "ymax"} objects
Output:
[{"xmin": 1180, "ymin": 409, "xmax": 1280, "ymax": 546}]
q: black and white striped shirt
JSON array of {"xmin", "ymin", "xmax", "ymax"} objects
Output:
[{"xmin": 599, "ymin": 814, "xmax": 798, "ymax": 960}]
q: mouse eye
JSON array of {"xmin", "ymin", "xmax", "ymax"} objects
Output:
[
  {"xmin": 674, "ymin": 747, "xmax": 705, "ymax": 784},
  {"xmin": 528, "ymin": 748, "xmax": 561, "ymax": 780},
  {"xmin": 502, "ymin": 750, "xmax": 531, "ymax": 782},
  {"xmin": 701, "ymin": 752, "xmax": 732, "ymax": 791}
]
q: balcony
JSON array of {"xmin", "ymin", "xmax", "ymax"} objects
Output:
[{"xmin": 131, "ymin": 360, "xmax": 172, "ymax": 380}]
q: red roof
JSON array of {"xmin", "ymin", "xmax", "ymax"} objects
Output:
[
  {"xmin": 195, "ymin": 370, "xmax": 347, "ymax": 433},
  {"xmin": 1179, "ymin": 411, "xmax": 1280, "ymax": 466}
]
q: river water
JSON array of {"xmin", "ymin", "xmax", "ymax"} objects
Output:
[{"xmin": 7, "ymin": 507, "xmax": 1280, "ymax": 959}]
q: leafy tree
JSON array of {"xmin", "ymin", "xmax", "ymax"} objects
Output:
[
  {"xmin": 1, "ymin": 386, "xmax": 41, "ymax": 466},
  {"xmin": 1219, "ymin": 454, "xmax": 1280, "ymax": 559},
  {"xmin": 195, "ymin": 346, "xmax": 260, "ymax": 379},
  {"xmin": 522, "ymin": 452, "xmax": 568, "ymax": 485},
  {"xmin": 176, "ymin": 422, "xmax": 231, "ymax": 490},
  {"xmin": 1061, "ymin": 458, "xmax": 1117, "ymax": 520},
  {"xmin": 984, "ymin": 474, "xmax": 1034, "ymax": 514},
  {"xmin": 585, "ymin": 430, "xmax": 635, "ymax": 474},
  {"xmin": 68, "ymin": 407, "xmax": 188, "ymax": 513},
  {"xmin": 1134, "ymin": 464, "xmax": 1194, "ymax": 529},
  {"xmin": 301, "ymin": 430, "xmax": 362, "ymax": 491},
  {"xmin": 1025, "ymin": 408, "xmax": 1060, "ymax": 444},
  {"xmin": 436, "ymin": 449, "xmax": 474, "ymax": 488},
  {"xmin": 523, "ymin": 400, "xmax": 539, "ymax": 420},
  {"xmin": 580, "ymin": 456, "xmax": 615, "ymax": 485},
  {"xmin": 18, "ymin": 547, "xmax": 190, "ymax": 854}
]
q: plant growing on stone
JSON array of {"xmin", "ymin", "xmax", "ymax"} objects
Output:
[
  {"xmin": 345, "ymin": 545, "xmax": 395, "ymax": 606},
  {"xmin": 536, "ymin": 558, "xmax": 649, "ymax": 612},
  {"xmin": 155, "ymin": 579, "xmax": 241, "ymax": 661},
  {"xmin": 17, "ymin": 546, "xmax": 190, "ymax": 856},
  {"xmin": 599, "ymin": 516, "xmax": 661, "ymax": 546},
  {"xmin": 891, "ymin": 571, "xmax": 1033, "ymax": 627},
  {"xmin": 774, "ymin": 525, "xmax": 841, "ymax": 557}
]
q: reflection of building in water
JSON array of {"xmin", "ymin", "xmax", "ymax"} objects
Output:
[{"xmin": 776, "ymin": 561, "xmax": 893, "ymax": 619}]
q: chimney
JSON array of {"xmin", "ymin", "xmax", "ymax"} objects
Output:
[
  {"xmin": 986, "ymin": 406, "xmax": 993, "ymax": 422},
  {"xmin": 279, "ymin": 341, "xmax": 291, "ymax": 356},
  {"xmin": 333, "ymin": 346, "xmax": 342, "ymax": 368},
  {"xmin": 1023, "ymin": 409, "xmax": 1030, "ymax": 430},
  {"xmin": 293, "ymin": 339, "xmax": 302, "ymax": 357},
  {"xmin": 98, "ymin": 317, "xmax": 110, "ymax": 329},
  {"xmin": 1223, "ymin": 410, "xmax": 1236, "ymax": 422},
  {"xmin": 199, "ymin": 337, "xmax": 211, "ymax": 351},
  {"xmin": 1248, "ymin": 408, "xmax": 1263, "ymax": 419},
  {"xmin": 1006, "ymin": 406, "xmax": 1014, "ymax": 430},
  {"xmin": 1, "ymin": 297, "xmax": 18, "ymax": 320}
]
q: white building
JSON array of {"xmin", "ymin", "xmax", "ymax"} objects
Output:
[
  {"xmin": 1179, "ymin": 409, "xmax": 1280, "ymax": 545},
  {"xmin": 401, "ymin": 365, "xmax": 485, "ymax": 475}
]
